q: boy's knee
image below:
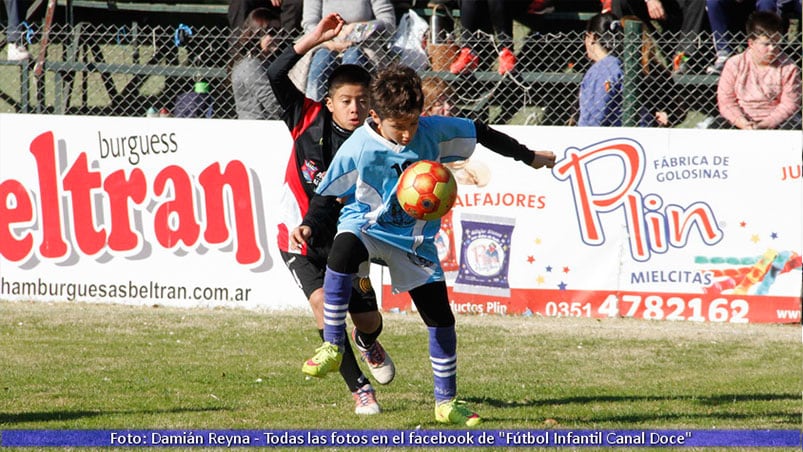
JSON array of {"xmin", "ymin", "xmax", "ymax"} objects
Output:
[
  {"xmin": 351, "ymin": 311, "xmax": 382, "ymax": 333},
  {"xmin": 328, "ymin": 233, "xmax": 369, "ymax": 273}
]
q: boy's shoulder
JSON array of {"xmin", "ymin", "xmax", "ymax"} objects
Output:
[
  {"xmin": 419, "ymin": 115, "xmax": 473, "ymax": 129},
  {"xmin": 417, "ymin": 115, "xmax": 475, "ymax": 138}
]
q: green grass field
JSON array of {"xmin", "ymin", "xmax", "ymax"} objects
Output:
[{"xmin": 0, "ymin": 300, "xmax": 799, "ymax": 450}]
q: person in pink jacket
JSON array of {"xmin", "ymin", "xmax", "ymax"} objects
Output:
[{"xmin": 713, "ymin": 11, "xmax": 801, "ymax": 130}]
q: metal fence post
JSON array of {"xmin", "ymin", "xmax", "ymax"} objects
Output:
[
  {"xmin": 622, "ymin": 19, "xmax": 641, "ymax": 127},
  {"xmin": 20, "ymin": 62, "xmax": 30, "ymax": 113}
]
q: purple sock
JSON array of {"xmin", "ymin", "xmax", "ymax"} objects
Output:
[
  {"xmin": 322, "ymin": 267, "xmax": 351, "ymax": 346},
  {"xmin": 428, "ymin": 325, "xmax": 457, "ymax": 402}
]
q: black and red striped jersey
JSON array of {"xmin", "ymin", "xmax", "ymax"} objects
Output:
[{"xmin": 268, "ymin": 46, "xmax": 351, "ymax": 255}]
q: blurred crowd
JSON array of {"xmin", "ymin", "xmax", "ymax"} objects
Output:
[{"xmin": 2, "ymin": 0, "xmax": 801, "ymax": 128}]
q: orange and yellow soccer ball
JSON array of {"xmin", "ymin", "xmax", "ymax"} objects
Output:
[{"xmin": 396, "ymin": 160, "xmax": 458, "ymax": 221}]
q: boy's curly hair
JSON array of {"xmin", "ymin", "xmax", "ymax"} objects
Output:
[{"xmin": 370, "ymin": 65, "xmax": 424, "ymax": 118}]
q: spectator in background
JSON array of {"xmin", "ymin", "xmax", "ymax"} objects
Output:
[
  {"xmin": 704, "ymin": 0, "xmax": 754, "ymax": 74},
  {"xmin": 610, "ymin": 0, "xmax": 706, "ymax": 73},
  {"xmin": 230, "ymin": 7, "xmax": 283, "ymax": 120},
  {"xmin": 422, "ymin": 76, "xmax": 493, "ymax": 187},
  {"xmin": 228, "ymin": 0, "xmax": 302, "ymax": 33},
  {"xmin": 713, "ymin": 11, "xmax": 801, "ymax": 129},
  {"xmin": 421, "ymin": 76, "xmax": 455, "ymax": 117},
  {"xmin": 301, "ymin": 0, "xmax": 395, "ymax": 101},
  {"xmin": 4, "ymin": 0, "xmax": 30, "ymax": 60},
  {"xmin": 578, "ymin": 13, "xmax": 623, "ymax": 126},
  {"xmin": 450, "ymin": 0, "xmax": 526, "ymax": 75},
  {"xmin": 701, "ymin": 0, "xmax": 799, "ymax": 74}
]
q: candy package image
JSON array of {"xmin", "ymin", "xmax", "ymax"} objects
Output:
[{"xmin": 454, "ymin": 213, "xmax": 515, "ymax": 297}]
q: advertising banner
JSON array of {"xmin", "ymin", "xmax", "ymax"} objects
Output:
[
  {"xmin": 1, "ymin": 115, "xmax": 800, "ymax": 323},
  {"xmin": 0, "ymin": 114, "xmax": 304, "ymax": 310},
  {"xmin": 382, "ymin": 127, "xmax": 802, "ymax": 324}
]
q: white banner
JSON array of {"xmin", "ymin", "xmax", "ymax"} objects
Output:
[
  {"xmin": 0, "ymin": 114, "xmax": 303, "ymax": 310},
  {"xmin": 383, "ymin": 126, "xmax": 803, "ymax": 323},
  {"xmin": 1, "ymin": 115, "xmax": 801, "ymax": 322}
]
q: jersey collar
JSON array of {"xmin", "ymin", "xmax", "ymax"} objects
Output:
[{"xmin": 365, "ymin": 117, "xmax": 406, "ymax": 153}]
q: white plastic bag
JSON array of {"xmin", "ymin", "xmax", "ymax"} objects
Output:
[{"xmin": 390, "ymin": 10, "xmax": 430, "ymax": 71}]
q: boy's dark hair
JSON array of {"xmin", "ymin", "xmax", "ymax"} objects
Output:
[
  {"xmin": 327, "ymin": 64, "xmax": 372, "ymax": 98},
  {"xmin": 586, "ymin": 12, "xmax": 622, "ymax": 53},
  {"xmin": 369, "ymin": 65, "xmax": 424, "ymax": 118},
  {"xmin": 746, "ymin": 11, "xmax": 783, "ymax": 39}
]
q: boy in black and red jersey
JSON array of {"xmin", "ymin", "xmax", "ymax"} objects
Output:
[{"xmin": 267, "ymin": 12, "xmax": 393, "ymax": 415}]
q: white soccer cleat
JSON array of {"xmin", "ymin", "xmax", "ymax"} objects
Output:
[
  {"xmin": 352, "ymin": 383, "xmax": 381, "ymax": 415},
  {"xmin": 352, "ymin": 328, "xmax": 395, "ymax": 385}
]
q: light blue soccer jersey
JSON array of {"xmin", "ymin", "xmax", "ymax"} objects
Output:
[{"xmin": 315, "ymin": 115, "xmax": 477, "ymax": 265}]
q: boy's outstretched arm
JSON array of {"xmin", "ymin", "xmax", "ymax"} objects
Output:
[
  {"xmin": 293, "ymin": 13, "xmax": 346, "ymax": 56},
  {"xmin": 473, "ymin": 121, "xmax": 556, "ymax": 169},
  {"xmin": 267, "ymin": 13, "xmax": 346, "ymax": 112}
]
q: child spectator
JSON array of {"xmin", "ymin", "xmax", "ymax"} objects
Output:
[
  {"xmin": 230, "ymin": 8, "xmax": 283, "ymax": 120},
  {"xmin": 714, "ymin": 11, "xmax": 801, "ymax": 129},
  {"xmin": 421, "ymin": 76, "xmax": 492, "ymax": 185},
  {"xmin": 577, "ymin": 14, "xmax": 675, "ymax": 127},
  {"xmin": 421, "ymin": 76, "xmax": 455, "ymax": 117},
  {"xmin": 578, "ymin": 13, "xmax": 623, "ymax": 126}
]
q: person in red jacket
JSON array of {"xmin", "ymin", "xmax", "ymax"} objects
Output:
[{"xmin": 267, "ymin": 12, "xmax": 394, "ymax": 415}]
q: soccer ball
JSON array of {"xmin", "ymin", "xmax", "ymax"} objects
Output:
[{"xmin": 396, "ymin": 160, "xmax": 458, "ymax": 221}]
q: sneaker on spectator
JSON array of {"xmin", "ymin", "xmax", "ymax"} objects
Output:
[
  {"xmin": 7, "ymin": 43, "xmax": 30, "ymax": 61},
  {"xmin": 352, "ymin": 383, "xmax": 381, "ymax": 415},
  {"xmin": 705, "ymin": 51, "xmax": 730, "ymax": 75},
  {"xmin": 528, "ymin": 0, "xmax": 555, "ymax": 14},
  {"xmin": 672, "ymin": 52, "xmax": 690, "ymax": 74},
  {"xmin": 449, "ymin": 47, "xmax": 479, "ymax": 75},
  {"xmin": 497, "ymin": 47, "xmax": 516, "ymax": 75},
  {"xmin": 600, "ymin": 0, "xmax": 612, "ymax": 12}
]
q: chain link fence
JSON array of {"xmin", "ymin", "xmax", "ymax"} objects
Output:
[{"xmin": 1, "ymin": 19, "xmax": 800, "ymax": 127}]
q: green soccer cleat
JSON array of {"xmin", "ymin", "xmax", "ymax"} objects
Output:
[
  {"xmin": 302, "ymin": 341, "xmax": 343, "ymax": 378},
  {"xmin": 435, "ymin": 399, "xmax": 482, "ymax": 427}
]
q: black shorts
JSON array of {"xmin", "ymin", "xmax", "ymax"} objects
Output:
[{"xmin": 280, "ymin": 250, "xmax": 378, "ymax": 314}]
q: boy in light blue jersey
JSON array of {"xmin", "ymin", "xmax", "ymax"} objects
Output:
[{"xmin": 291, "ymin": 65, "xmax": 556, "ymax": 426}]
